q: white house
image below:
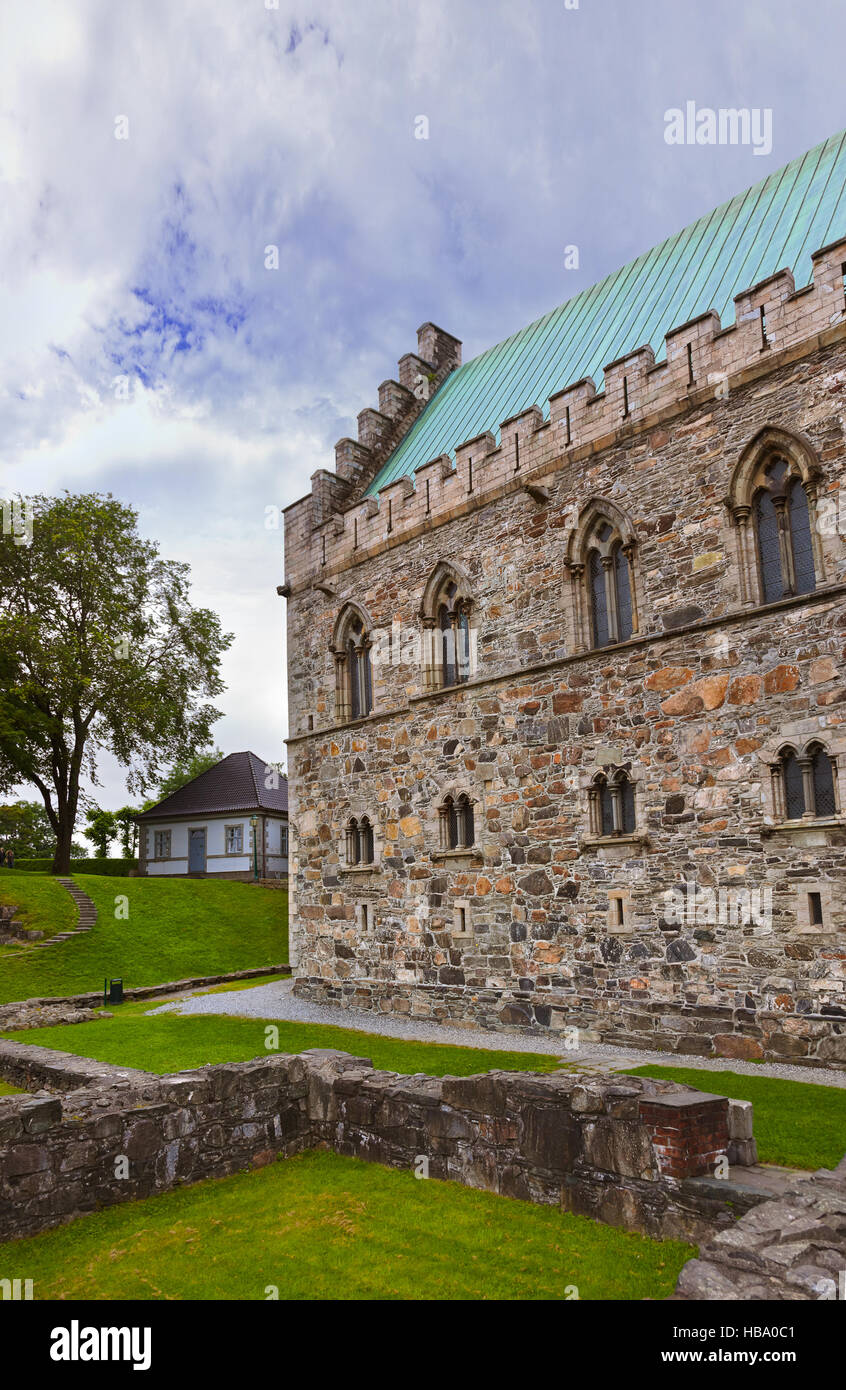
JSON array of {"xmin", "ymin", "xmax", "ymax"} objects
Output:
[{"xmin": 136, "ymin": 751, "xmax": 288, "ymax": 879}]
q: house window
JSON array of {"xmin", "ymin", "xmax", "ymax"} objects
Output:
[
  {"xmin": 332, "ymin": 606, "xmax": 373, "ymax": 722},
  {"xmin": 727, "ymin": 431, "xmax": 825, "ymax": 609},
  {"xmin": 772, "ymin": 742, "xmax": 838, "ymax": 821},
  {"xmin": 153, "ymin": 830, "xmax": 171, "ymax": 860},
  {"xmin": 588, "ymin": 771, "xmax": 636, "ymax": 837},
  {"xmin": 345, "ymin": 816, "xmax": 375, "ymax": 865},
  {"xmin": 439, "ymin": 794, "xmax": 475, "ymax": 850},
  {"xmin": 225, "ymin": 825, "xmax": 243, "ymax": 855},
  {"xmin": 280, "ymin": 825, "xmax": 289, "ymax": 857}
]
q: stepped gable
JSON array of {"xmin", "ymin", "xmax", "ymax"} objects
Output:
[{"xmin": 136, "ymin": 751, "xmax": 288, "ymax": 820}]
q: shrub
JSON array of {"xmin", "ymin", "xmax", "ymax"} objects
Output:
[{"xmin": 9, "ymin": 858, "xmax": 138, "ymax": 876}]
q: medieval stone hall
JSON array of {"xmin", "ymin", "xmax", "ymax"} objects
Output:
[{"xmin": 283, "ymin": 130, "xmax": 846, "ymax": 1066}]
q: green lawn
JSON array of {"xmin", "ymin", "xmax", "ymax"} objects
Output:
[
  {"xmin": 0, "ymin": 869, "xmax": 76, "ymax": 940},
  {"xmin": 0, "ymin": 1080, "xmax": 23, "ymax": 1096},
  {"xmin": 0, "ymin": 871, "xmax": 287, "ymax": 1005},
  {"xmin": 625, "ymin": 1065, "xmax": 846, "ymax": 1171},
  {"xmin": 2, "ymin": 999, "xmax": 564, "ymax": 1077},
  {"xmin": 0, "ymin": 1149, "xmax": 693, "ymax": 1300}
]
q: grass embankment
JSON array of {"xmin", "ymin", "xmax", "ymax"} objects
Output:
[
  {"xmin": 2, "ymin": 998, "xmax": 563, "ymax": 1077},
  {"xmin": 0, "ymin": 1080, "xmax": 23, "ymax": 1096},
  {"xmin": 0, "ymin": 1150, "xmax": 693, "ymax": 1301},
  {"xmin": 0, "ymin": 871, "xmax": 287, "ymax": 1004},
  {"xmin": 626, "ymin": 1065, "xmax": 846, "ymax": 1171}
]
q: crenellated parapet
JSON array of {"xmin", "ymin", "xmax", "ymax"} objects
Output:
[{"xmin": 283, "ymin": 236, "xmax": 846, "ymax": 592}]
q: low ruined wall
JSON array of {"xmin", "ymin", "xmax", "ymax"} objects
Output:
[
  {"xmin": 0, "ymin": 1043, "xmax": 737, "ymax": 1244},
  {"xmin": 674, "ymin": 1160, "xmax": 846, "ymax": 1300},
  {"xmin": 293, "ymin": 977, "xmax": 846, "ymax": 1071}
]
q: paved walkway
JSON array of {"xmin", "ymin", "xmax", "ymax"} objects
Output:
[{"xmin": 148, "ymin": 979, "xmax": 846, "ymax": 1088}]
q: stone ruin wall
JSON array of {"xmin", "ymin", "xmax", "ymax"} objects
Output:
[{"xmin": 283, "ymin": 237, "xmax": 846, "ymax": 1063}]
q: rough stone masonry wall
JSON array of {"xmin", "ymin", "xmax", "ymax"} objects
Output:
[
  {"xmin": 284, "ymin": 299, "xmax": 846, "ymax": 1064},
  {"xmin": 0, "ymin": 1043, "xmax": 737, "ymax": 1245}
]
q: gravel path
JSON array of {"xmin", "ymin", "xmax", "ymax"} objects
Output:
[{"xmin": 147, "ymin": 980, "xmax": 846, "ymax": 1088}]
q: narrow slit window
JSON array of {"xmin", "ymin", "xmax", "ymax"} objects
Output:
[{"xmin": 808, "ymin": 891, "xmax": 824, "ymax": 927}]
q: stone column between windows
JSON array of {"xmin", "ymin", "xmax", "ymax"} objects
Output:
[
  {"xmin": 798, "ymin": 756, "xmax": 816, "ymax": 820},
  {"xmin": 570, "ymin": 563, "xmax": 587, "ymax": 652},
  {"xmin": 601, "ymin": 555, "xmax": 619, "ymax": 644},
  {"xmin": 773, "ymin": 496, "xmax": 795, "ymax": 596}
]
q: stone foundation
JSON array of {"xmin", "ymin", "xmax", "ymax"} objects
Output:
[
  {"xmin": 293, "ymin": 976, "xmax": 846, "ymax": 1070},
  {"xmin": 0, "ymin": 1042, "xmax": 743, "ymax": 1246}
]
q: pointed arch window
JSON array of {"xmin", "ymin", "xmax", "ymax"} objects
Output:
[
  {"xmin": 727, "ymin": 431, "xmax": 825, "ymax": 609},
  {"xmin": 332, "ymin": 607, "xmax": 373, "ymax": 723},
  {"xmin": 771, "ymin": 742, "xmax": 839, "ymax": 822},
  {"xmin": 421, "ymin": 564, "xmax": 474, "ymax": 692},
  {"xmin": 566, "ymin": 504, "xmax": 639, "ymax": 653}
]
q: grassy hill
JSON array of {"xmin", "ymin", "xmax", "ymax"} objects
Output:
[{"xmin": 0, "ymin": 870, "xmax": 287, "ymax": 1004}]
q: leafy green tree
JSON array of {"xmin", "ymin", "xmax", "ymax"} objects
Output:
[
  {"xmin": 0, "ymin": 799, "xmax": 58, "ymax": 857},
  {"xmin": 0, "ymin": 493, "xmax": 232, "ymax": 874},
  {"xmin": 83, "ymin": 807, "xmax": 118, "ymax": 858},
  {"xmin": 114, "ymin": 804, "xmax": 139, "ymax": 859}
]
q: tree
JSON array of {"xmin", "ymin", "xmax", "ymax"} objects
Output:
[
  {"xmin": 0, "ymin": 493, "xmax": 233, "ymax": 874},
  {"xmin": 114, "ymin": 805, "xmax": 139, "ymax": 859},
  {"xmin": 0, "ymin": 799, "xmax": 58, "ymax": 857},
  {"xmin": 83, "ymin": 807, "xmax": 118, "ymax": 858},
  {"xmin": 154, "ymin": 746, "xmax": 224, "ymax": 803}
]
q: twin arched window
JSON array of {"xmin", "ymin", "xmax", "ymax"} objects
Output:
[
  {"xmin": 345, "ymin": 815, "xmax": 374, "ymax": 864},
  {"xmin": 772, "ymin": 743, "xmax": 838, "ymax": 822},
  {"xmin": 439, "ymin": 793, "xmax": 475, "ymax": 850},
  {"xmin": 423, "ymin": 564, "xmax": 473, "ymax": 690},
  {"xmin": 588, "ymin": 770, "xmax": 636, "ymax": 837}
]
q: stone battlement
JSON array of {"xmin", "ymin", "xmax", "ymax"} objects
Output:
[{"xmin": 283, "ymin": 236, "xmax": 846, "ymax": 592}]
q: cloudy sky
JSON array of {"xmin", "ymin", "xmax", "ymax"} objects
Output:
[{"xmin": 1, "ymin": 0, "xmax": 844, "ymax": 815}]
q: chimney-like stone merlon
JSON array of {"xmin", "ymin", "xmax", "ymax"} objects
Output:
[
  {"xmin": 378, "ymin": 379, "xmax": 415, "ymax": 420},
  {"xmin": 549, "ymin": 377, "xmax": 597, "ymax": 450},
  {"xmin": 603, "ymin": 344, "xmax": 656, "ymax": 419},
  {"xmin": 417, "ymin": 322, "xmax": 462, "ymax": 373},
  {"xmin": 734, "ymin": 268, "xmax": 796, "ymax": 351},
  {"xmin": 811, "ymin": 236, "xmax": 846, "ymax": 324},
  {"xmin": 358, "ymin": 407, "xmax": 393, "ymax": 454},
  {"xmin": 310, "ymin": 469, "xmax": 353, "ymax": 530},
  {"xmin": 335, "ymin": 438, "xmax": 373, "ymax": 483},
  {"xmin": 664, "ymin": 310, "xmax": 722, "ymax": 391},
  {"xmin": 398, "ymin": 351, "xmax": 436, "ymax": 397}
]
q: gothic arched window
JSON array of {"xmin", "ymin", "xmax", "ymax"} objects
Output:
[
  {"xmin": 421, "ymin": 563, "xmax": 474, "ymax": 692},
  {"xmin": 566, "ymin": 503, "xmax": 639, "ymax": 653},
  {"xmin": 332, "ymin": 606, "xmax": 373, "ymax": 722},
  {"xmin": 727, "ymin": 430, "xmax": 825, "ymax": 610}
]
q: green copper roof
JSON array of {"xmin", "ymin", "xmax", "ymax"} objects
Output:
[{"xmin": 366, "ymin": 129, "xmax": 846, "ymax": 496}]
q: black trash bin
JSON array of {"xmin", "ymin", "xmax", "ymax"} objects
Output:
[{"xmin": 107, "ymin": 978, "xmax": 124, "ymax": 1004}]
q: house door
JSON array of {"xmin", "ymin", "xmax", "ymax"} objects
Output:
[{"xmin": 189, "ymin": 828, "xmax": 206, "ymax": 874}]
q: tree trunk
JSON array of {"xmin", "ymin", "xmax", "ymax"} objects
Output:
[{"xmin": 52, "ymin": 819, "xmax": 74, "ymax": 876}]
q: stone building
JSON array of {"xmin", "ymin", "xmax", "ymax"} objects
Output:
[{"xmin": 282, "ymin": 130, "xmax": 846, "ymax": 1064}]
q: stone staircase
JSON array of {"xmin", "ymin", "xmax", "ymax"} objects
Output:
[{"xmin": 0, "ymin": 879, "xmax": 97, "ymax": 954}]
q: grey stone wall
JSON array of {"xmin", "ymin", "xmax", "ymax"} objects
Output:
[
  {"xmin": 0, "ymin": 1043, "xmax": 738, "ymax": 1245},
  {"xmin": 284, "ymin": 326, "xmax": 846, "ymax": 1061}
]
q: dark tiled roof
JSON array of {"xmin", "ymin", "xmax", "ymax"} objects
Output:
[
  {"xmin": 366, "ymin": 128, "xmax": 846, "ymax": 494},
  {"xmin": 137, "ymin": 752, "xmax": 288, "ymax": 820}
]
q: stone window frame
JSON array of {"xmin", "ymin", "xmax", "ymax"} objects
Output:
[
  {"xmin": 438, "ymin": 792, "xmax": 476, "ymax": 852},
  {"xmin": 564, "ymin": 498, "xmax": 641, "ymax": 653},
  {"xmin": 792, "ymin": 881, "xmax": 835, "ymax": 936},
  {"xmin": 452, "ymin": 898, "xmax": 473, "ymax": 943},
  {"xmin": 354, "ymin": 902, "xmax": 374, "ymax": 932},
  {"xmin": 582, "ymin": 768, "xmax": 647, "ymax": 851},
  {"xmin": 330, "ymin": 601, "xmax": 374, "ymax": 724},
  {"xmin": 607, "ymin": 888, "xmax": 634, "ymax": 935},
  {"xmin": 343, "ymin": 813, "xmax": 378, "ymax": 870},
  {"xmin": 757, "ymin": 727, "xmax": 846, "ymax": 833},
  {"xmin": 725, "ymin": 425, "xmax": 826, "ymax": 610},
  {"xmin": 769, "ymin": 739, "xmax": 841, "ymax": 824},
  {"xmin": 152, "ymin": 829, "xmax": 171, "ymax": 860},
  {"xmin": 419, "ymin": 559, "xmax": 476, "ymax": 694},
  {"xmin": 224, "ymin": 823, "xmax": 244, "ymax": 856}
]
